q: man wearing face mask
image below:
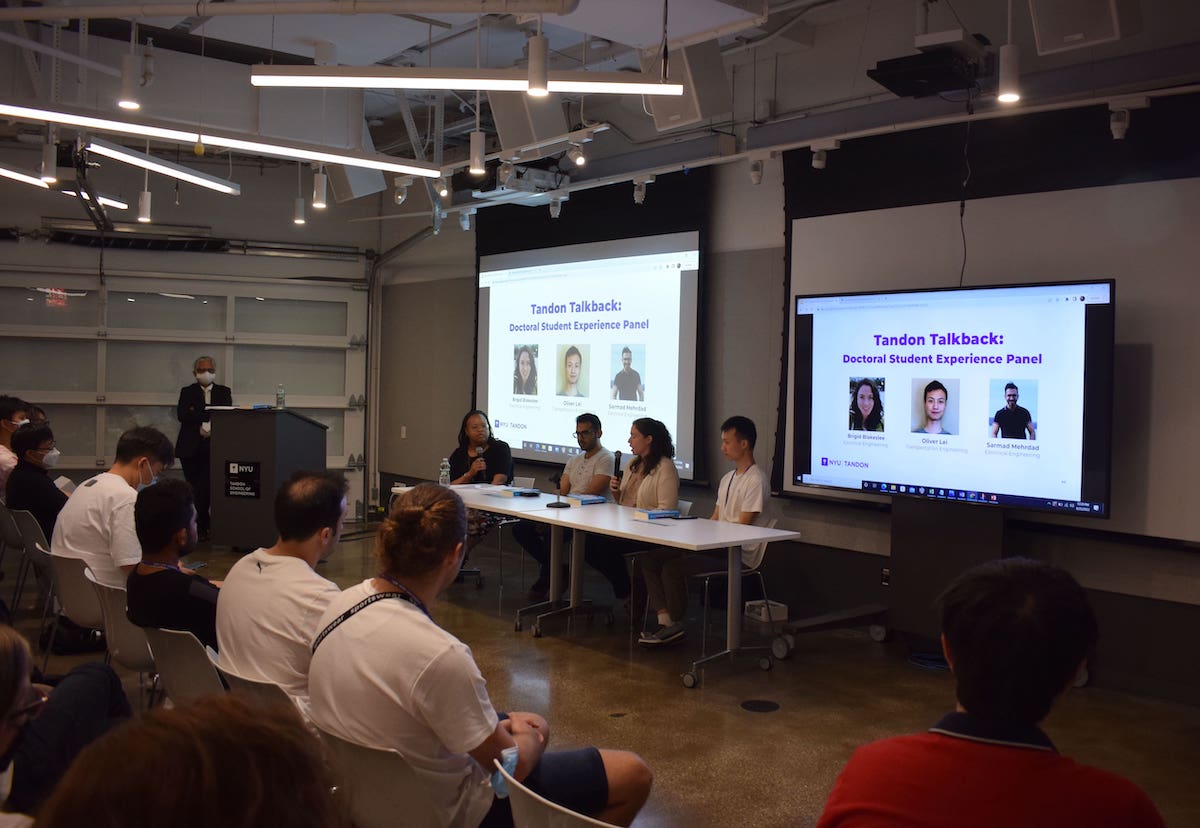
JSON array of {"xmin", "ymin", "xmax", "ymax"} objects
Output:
[
  {"xmin": 50, "ymin": 427, "xmax": 175, "ymax": 589},
  {"xmin": 175, "ymin": 357, "xmax": 232, "ymax": 543},
  {"xmin": 0, "ymin": 396, "xmax": 31, "ymax": 505},
  {"xmin": 5, "ymin": 424, "xmax": 68, "ymax": 543}
]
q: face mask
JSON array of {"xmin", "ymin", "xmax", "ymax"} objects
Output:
[
  {"xmin": 40, "ymin": 448, "xmax": 61, "ymax": 469},
  {"xmin": 196, "ymin": 371, "xmax": 215, "ymax": 386},
  {"xmin": 137, "ymin": 460, "xmax": 158, "ymax": 492}
]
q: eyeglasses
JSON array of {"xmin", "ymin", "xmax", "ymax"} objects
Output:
[
  {"xmin": 36, "ymin": 443, "xmax": 57, "ymax": 452},
  {"xmin": 7, "ymin": 687, "xmax": 48, "ymax": 723},
  {"xmin": 572, "ymin": 430, "xmax": 595, "ymax": 439}
]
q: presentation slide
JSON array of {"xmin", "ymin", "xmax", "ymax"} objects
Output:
[
  {"xmin": 787, "ymin": 282, "xmax": 1113, "ymax": 515},
  {"xmin": 478, "ymin": 232, "xmax": 700, "ymax": 479}
]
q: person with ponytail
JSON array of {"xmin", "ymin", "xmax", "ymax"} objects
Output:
[{"xmin": 308, "ymin": 484, "xmax": 652, "ymax": 828}]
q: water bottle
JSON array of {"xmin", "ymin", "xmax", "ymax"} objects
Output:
[
  {"xmin": 275, "ymin": 384, "xmax": 286, "ymax": 409},
  {"xmin": 438, "ymin": 458, "xmax": 451, "ymax": 487}
]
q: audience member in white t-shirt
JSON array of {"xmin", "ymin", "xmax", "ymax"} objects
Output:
[
  {"xmin": 50, "ymin": 427, "xmax": 175, "ymax": 588},
  {"xmin": 308, "ymin": 484, "xmax": 652, "ymax": 828},
  {"xmin": 216, "ymin": 470, "xmax": 345, "ymax": 713},
  {"xmin": 639, "ymin": 416, "xmax": 769, "ymax": 647}
]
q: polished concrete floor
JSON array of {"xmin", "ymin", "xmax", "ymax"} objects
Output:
[{"xmin": 16, "ymin": 527, "xmax": 1200, "ymax": 827}]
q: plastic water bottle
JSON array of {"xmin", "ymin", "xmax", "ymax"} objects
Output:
[
  {"xmin": 275, "ymin": 384, "xmax": 286, "ymax": 409},
  {"xmin": 438, "ymin": 458, "xmax": 451, "ymax": 487}
]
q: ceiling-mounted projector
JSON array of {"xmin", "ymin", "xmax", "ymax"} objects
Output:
[{"xmin": 867, "ymin": 29, "xmax": 991, "ymax": 99}]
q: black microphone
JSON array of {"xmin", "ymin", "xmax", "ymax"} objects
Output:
[
  {"xmin": 474, "ymin": 446, "xmax": 485, "ymax": 482},
  {"xmin": 613, "ymin": 450, "xmax": 623, "ymax": 482}
]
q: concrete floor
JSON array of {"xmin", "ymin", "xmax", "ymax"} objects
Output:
[{"xmin": 17, "ymin": 527, "xmax": 1200, "ymax": 827}]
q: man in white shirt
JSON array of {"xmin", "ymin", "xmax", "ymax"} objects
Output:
[
  {"xmin": 513, "ymin": 413, "xmax": 614, "ymax": 601},
  {"xmin": 639, "ymin": 416, "xmax": 769, "ymax": 646},
  {"xmin": 50, "ymin": 427, "xmax": 175, "ymax": 588},
  {"xmin": 216, "ymin": 470, "xmax": 346, "ymax": 713}
]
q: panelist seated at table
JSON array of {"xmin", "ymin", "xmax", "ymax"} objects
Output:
[
  {"xmin": 582, "ymin": 418, "xmax": 679, "ymax": 605},
  {"xmin": 638, "ymin": 416, "xmax": 768, "ymax": 647},
  {"xmin": 448, "ymin": 409, "xmax": 513, "ymax": 551},
  {"xmin": 514, "ymin": 413, "xmax": 615, "ymax": 602}
]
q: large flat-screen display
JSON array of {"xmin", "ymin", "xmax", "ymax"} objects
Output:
[
  {"xmin": 477, "ymin": 231, "xmax": 700, "ymax": 479},
  {"xmin": 785, "ymin": 280, "xmax": 1114, "ymax": 516}
]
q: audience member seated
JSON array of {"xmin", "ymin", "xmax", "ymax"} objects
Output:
[
  {"xmin": 817, "ymin": 557, "xmax": 1164, "ymax": 828},
  {"xmin": 4, "ymin": 424, "xmax": 68, "ymax": 544},
  {"xmin": 0, "ymin": 625, "xmax": 130, "ymax": 818},
  {"xmin": 513, "ymin": 412, "xmax": 614, "ymax": 601},
  {"xmin": 125, "ymin": 479, "xmax": 219, "ymax": 651},
  {"xmin": 448, "ymin": 409, "xmax": 513, "ymax": 552},
  {"xmin": 584, "ymin": 417, "xmax": 679, "ymax": 603},
  {"xmin": 308, "ymin": 484, "xmax": 653, "ymax": 827},
  {"xmin": 0, "ymin": 397, "xmax": 30, "ymax": 506},
  {"xmin": 50, "ymin": 427, "xmax": 175, "ymax": 589},
  {"xmin": 639, "ymin": 416, "xmax": 768, "ymax": 646},
  {"xmin": 216, "ymin": 470, "xmax": 345, "ymax": 713},
  {"xmin": 35, "ymin": 694, "xmax": 340, "ymax": 828}
]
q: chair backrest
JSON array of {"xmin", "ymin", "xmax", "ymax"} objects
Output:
[
  {"xmin": 142, "ymin": 627, "xmax": 225, "ymax": 706},
  {"xmin": 493, "ymin": 759, "xmax": 618, "ymax": 828},
  {"xmin": 677, "ymin": 499, "xmax": 693, "ymax": 517},
  {"xmin": 9, "ymin": 509, "xmax": 48, "ymax": 555},
  {"xmin": 0, "ymin": 504, "xmax": 24, "ymax": 551},
  {"xmin": 215, "ymin": 663, "xmax": 295, "ymax": 710},
  {"xmin": 512, "ymin": 476, "xmax": 536, "ymax": 489},
  {"xmin": 743, "ymin": 517, "xmax": 780, "ymax": 572},
  {"xmin": 82, "ymin": 567, "xmax": 155, "ymax": 673},
  {"xmin": 49, "ymin": 555, "xmax": 104, "ymax": 630},
  {"xmin": 316, "ymin": 727, "xmax": 438, "ymax": 828}
]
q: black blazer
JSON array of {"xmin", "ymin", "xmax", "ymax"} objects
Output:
[{"xmin": 175, "ymin": 382, "xmax": 232, "ymax": 459}]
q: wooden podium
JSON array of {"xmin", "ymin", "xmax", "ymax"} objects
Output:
[{"xmin": 207, "ymin": 409, "xmax": 327, "ymax": 550}]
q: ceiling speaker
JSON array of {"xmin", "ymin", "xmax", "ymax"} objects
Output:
[
  {"xmin": 639, "ymin": 40, "xmax": 731, "ymax": 132},
  {"xmin": 1027, "ymin": 0, "xmax": 1142, "ymax": 56}
]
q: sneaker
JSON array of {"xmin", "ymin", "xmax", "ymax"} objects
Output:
[{"xmin": 638, "ymin": 623, "xmax": 686, "ymax": 646}]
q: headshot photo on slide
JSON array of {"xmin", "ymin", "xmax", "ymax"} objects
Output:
[
  {"xmin": 912, "ymin": 378, "xmax": 959, "ymax": 436},
  {"xmin": 558, "ymin": 344, "xmax": 588, "ymax": 397},
  {"xmin": 513, "ymin": 344, "xmax": 538, "ymax": 395},
  {"xmin": 612, "ymin": 344, "xmax": 646, "ymax": 401},
  {"xmin": 849, "ymin": 377, "xmax": 885, "ymax": 432},
  {"xmin": 989, "ymin": 379, "xmax": 1038, "ymax": 440}
]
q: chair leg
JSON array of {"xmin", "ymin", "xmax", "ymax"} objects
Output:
[
  {"xmin": 41, "ymin": 612, "xmax": 60, "ymax": 674},
  {"xmin": 755, "ymin": 571, "xmax": 772, "ymax": 634},
  {"xmin": 11, "ymin": 552, "xmax": 29, "ymax": 615}
]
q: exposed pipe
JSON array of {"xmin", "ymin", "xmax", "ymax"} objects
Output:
[
  {"xmin": 0, "ymin": 0, "xmax": 580, "ymax": 23},
  {"xmin": 0, "ymin": 28, "xmax": 122, "ymax": 77}
]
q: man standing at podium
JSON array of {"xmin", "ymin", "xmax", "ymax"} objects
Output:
[{"xmin": 176, "ymin": 355, "xmax": 232, "ymax": 541}]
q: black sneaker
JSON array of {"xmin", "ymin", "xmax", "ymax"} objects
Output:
[{"xmin": 638, "ymin": 623, "xmax": 686, "ymax": 646}]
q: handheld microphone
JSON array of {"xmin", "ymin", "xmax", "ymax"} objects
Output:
[
  {"xmin": 613, "ymin": 450, "xmax": 623, "ymax": 482},
  {"xmin": 474, "ymin": 445, "xmax": 485, "ymax": 482}
]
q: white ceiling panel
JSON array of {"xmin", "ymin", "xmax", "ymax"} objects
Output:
[
  {"xmin": 196, "ymin": 11, "xmax": 474, "ymax": 66},
  {"xmin": 557, "ymin": 0, "xmax": 763, "ymax": 50}
]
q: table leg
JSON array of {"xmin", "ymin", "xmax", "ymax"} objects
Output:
[
  {"xmin": 548, "ymin": 525, "xmax": 563, "ymax": 603},
  {"xmin": 570, "ymin": 531, "xmax": 586, "ymax": 607},
  {"xmin": 725, "ymin": 544, "xmax": 741, "ymax": 651}
]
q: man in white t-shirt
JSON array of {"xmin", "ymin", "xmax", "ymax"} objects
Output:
[
  {"xmin": 216, "ymin": 470, "xmax": 346, "ymax": 714},
  {"xmin": 639, "ymin": 416, "xmax": 769, "ymax": 646},
  {"xmin": 50, "ymin": 427, "xmax": 175, "ymax": 588},
  {"xmin": 513, "ymin": 413, "xmax": 614, "ymax": 601}
]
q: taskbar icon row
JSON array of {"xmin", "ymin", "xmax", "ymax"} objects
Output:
[
  {"xmin": 864, "ymin": 481, "xmax": 999, "ymax": 504},
  {"xmin": 523, "ymin": 441, "xmax": 581, "ymax": 456}
]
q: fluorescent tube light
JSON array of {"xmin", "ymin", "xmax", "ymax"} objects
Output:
[
  {"xmin": 0, "ymin": 160, "xmax": 50, "ymax": 188},
  {"xmin": 61, "ymin": 190, "xmax": 129, "ymax": 210},
  {"xmin": 87, "ymin": 137, "xmax": 241, "ymax": 195}
]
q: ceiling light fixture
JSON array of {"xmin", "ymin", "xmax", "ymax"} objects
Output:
[
  {"xmin": 312, "ymin": 166, "xmax": 328, "ymax": 209},
  {"xmin": 566, "ymin": 144, "xmax": 585, "ymax": 167},
  {"xmin": 436, "ymin": 176, "xmax": 449, "ymax": 198},
  {"xmin": 548, "ymin": 195, "xmax": 563, "ymax": 218},
  {"xmin": 528, "ymin": 25, "xmax": 549, "ymax": 98},
  {"xmin": 0, "ymin": 102, "xmax": 439, "ymax": 178},
  {"xmin": 459, "ymin": 208, "xmax": 475, "ymax": 232},
  {"xmin": 118, "ymin": 24, "xmax": 142, "ymax": 111},
  {"xmin": 61, "ymin": 190, "xmax": 128, "ymax": 209},
  {"xmin": 138, "ymin": 140, "xmax": 151, "ymax": 222},
  {"xmin": 468, "ymin": 16, "xmax": 487, "ymax": 177},
  {"xmin": 0, "ymin": 160, "xmax": 49, "ymax": 189},
  {"xmin": 997, "ymin": 0, "xmax": 1020, "ymax": 104},
  {"xmin": 496, "ymin": 161, "xmax": 516, "ymax": 186},
  {"xmin": 393, "ymin": 175, "xmax": 412, "ymax": 205},
  {"xmin": 632, "ymin": 174, "xmax": 654, "ymax": 205},
  {"xmin": 40, "ymin": 138, "xmax": 57, "ymax": 183},
  {"xmin": 248, "ymin": 67, "xmax": 683, "ymax": 96},
  {"xmin": 293, "ymin": 162, "xmax": 306, "ymax": 225},
  {"xmin": 86, "ymin": 137, "xmax": 241, "ymax": 195}
]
